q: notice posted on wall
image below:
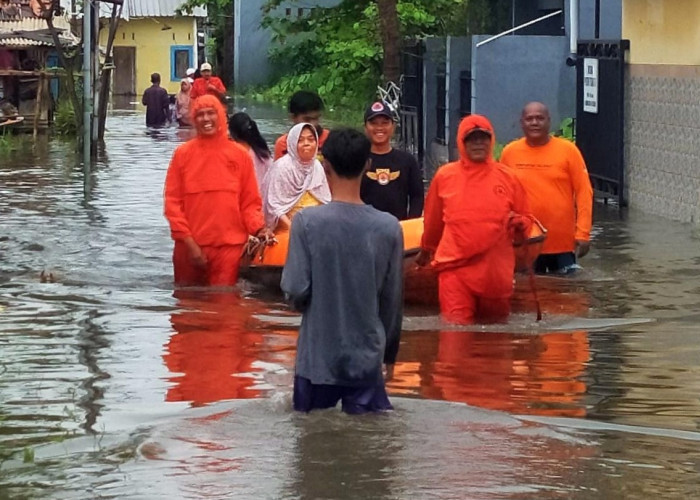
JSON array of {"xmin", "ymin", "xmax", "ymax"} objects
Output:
[{"xmin": 583, "ymin": 58, "xmax": 599, "ymax": 114}]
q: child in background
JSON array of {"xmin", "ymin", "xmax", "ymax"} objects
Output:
[{"xmin": 273, "ymin": 90, "xmax": 329, "ymax": 160}]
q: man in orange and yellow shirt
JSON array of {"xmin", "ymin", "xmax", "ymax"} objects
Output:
[{"xmin": 500, "ymin": 102, "xmax": 593, "ymax": 274}]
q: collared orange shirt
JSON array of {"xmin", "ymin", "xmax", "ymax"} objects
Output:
[{"xmin": 501, "ymin": 137, "xmax": 593, "ymax": 254}]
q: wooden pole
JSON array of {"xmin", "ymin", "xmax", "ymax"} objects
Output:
[
  {"xmin": 33, "ymin": 73, "xmax": 43, "ymax": 139},
  {"xmin": 83, "ymin": 0, "xmax": 93, "ymax": 196}
]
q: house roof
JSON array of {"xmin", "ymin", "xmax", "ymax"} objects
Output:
[
  {"xmin": 0, "ymin": 16, "xmax": 71, "ymax": 32},
  {"xmin": 100, "ymin": 0, "xmax": 206, "ymax": 20},
  {"xmin": 0, "ymin": 27, "xmax": 76, "ymax": 48}
]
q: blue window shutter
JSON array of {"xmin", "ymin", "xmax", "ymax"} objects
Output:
[{"xmin": 171, "ymin": 45, "xmax": 194, "ymax": 81}]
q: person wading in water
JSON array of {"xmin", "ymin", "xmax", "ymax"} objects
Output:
[
  {"xmin": 163, "ymin": 95, "xmax": 274, "ymax": 286},
  {"xmin": 282, "ymin": 128, "xmax": 403, "ymax": 414},
  {"xmin": 417, "ymin": 114, "xmax": 532, "ymax": 325}
]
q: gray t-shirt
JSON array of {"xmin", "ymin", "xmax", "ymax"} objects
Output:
[{"xmin": 281, "ymin": 201, "xmax": 404, "ymax": 387}]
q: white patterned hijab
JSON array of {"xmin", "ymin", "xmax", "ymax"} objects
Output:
[{"xmin": 262, "ymin": 123, "xmax": 331, "ymax": 228}]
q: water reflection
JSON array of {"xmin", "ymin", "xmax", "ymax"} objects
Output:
[
  {"xmin": 513, "ymin": 276, "xmax": 591, "ymax": 317},
  {"xmin": 76, "ymin": 308, "xmax": 111, "ymax": 434},
  {"xmin": 391, "ymin": 329, "xmax": 589, "ymax": 417},
  {"xmin": 164, "ymin": 290, "xmax": 268, "ymax": 406}
]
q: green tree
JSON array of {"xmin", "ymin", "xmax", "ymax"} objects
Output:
[
  {"xmin": 259, "ymin": 0, "xmax": 513, "ymax": 109},
  {"xmin": 178, "ymin": 0, "xmax": 234, "ymax": 86},
  {"xmin": 260, "ymin": 1, "xmax": 474, "ymax": 107},
  {"xmin": 377, "ymin": 0, "xmax": 400, "ymax": 83}
]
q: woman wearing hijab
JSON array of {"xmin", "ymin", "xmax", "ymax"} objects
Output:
[
  {"xmin": 164, "ymin": 94, "xmax": 274, "ymax": 286},
  {"xmin": 262, "ymin": 122, "xmax": 331, "ymax": 231},
  {"xmin": 229, "ymin": 112, "xmax": 272, "ymax": 190},
  {"xmin": 416, "ymin": 114, "xmax": 532, "ymax": 324},
  {"xmin": 176, "ymin": 79, "xmax": 192, "ymax": 127}
]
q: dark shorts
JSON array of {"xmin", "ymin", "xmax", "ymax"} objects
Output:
[
  {"xmin": 534, "ymin": 252, "xmax": 578, "ymax": 275},
  {"xmin": 293, "ymin": 376, "xmax": 393, "ymax": 415}
]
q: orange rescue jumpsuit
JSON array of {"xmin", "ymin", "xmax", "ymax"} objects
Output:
[
  {"xmin": 164, "ymin": 95, "xmax": 265, "ymax": 286},
  {"xmin": 421, "ymin": 115, "xmax": 531, "ymax": 324}
]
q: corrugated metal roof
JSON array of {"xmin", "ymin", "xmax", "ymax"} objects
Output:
[
  {"xmin": 99, "ymin": 0, "xmax": 206, "ymax": 20},
  {"xmin": 0, "ymin": 35, "xmax": 51, "ymax": 46},
  {"xmin": 0, "ymin": 28, "xmax": 76, "ymax": 48},
  {"xmin": 0, "ymin": 16, "xmax": 71, "ymax": 32}
]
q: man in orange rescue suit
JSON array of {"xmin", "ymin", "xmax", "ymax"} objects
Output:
[
  {"xmin": 164, "ymin": 94, "xmax": 274, "ymax": 286},
  {"xmin": 500, "ymin": 102, "xmax": 593, "ymax": 274},
  {"xmin": 416, "ymin": 114, "xmax": 532, "ymax": 324},
  {"xmin": 360, "ymin": 101, "xmax": 424, "ymax": 220}
]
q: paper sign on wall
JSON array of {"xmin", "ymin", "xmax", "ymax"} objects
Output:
[{"xmin": 583, "ymin": 58, "xmax": 599, "ymax": 114}]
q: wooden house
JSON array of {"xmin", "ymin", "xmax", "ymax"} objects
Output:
[{"xmin": 0, "ymin": 2, "xmax": 75, "ymax": 131}]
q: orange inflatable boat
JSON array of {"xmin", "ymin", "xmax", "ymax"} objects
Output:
[{"xmin": 241, "ymin": 217, "xmax": 546, "ymax": 304}]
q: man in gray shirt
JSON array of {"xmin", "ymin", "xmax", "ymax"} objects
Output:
[{"xmin": 281, "ymin": 128, "xmax": 404, "ymax": 414}]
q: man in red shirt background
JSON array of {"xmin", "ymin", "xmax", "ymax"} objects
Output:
[{"xmin": 189, "ymin": 62, "xmax": 226, "ymax": 102}]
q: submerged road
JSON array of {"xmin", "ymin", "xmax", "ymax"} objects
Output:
[{"xmin": 1, "ymin": 102, "xmax": 700, "ymax": 498}]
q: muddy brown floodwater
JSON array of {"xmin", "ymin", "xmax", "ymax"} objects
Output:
[{"xmin": 1, "ymin": 100, "xmax": 700, "ymax": 499}]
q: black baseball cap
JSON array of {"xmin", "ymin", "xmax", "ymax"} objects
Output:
[
  {"xmin": 463, "ymin": 126, "xmax": 492, "ymax": 139},
  {"xmin": 364, "ymin": 101, "xmax": 394, "ymax": 122}
]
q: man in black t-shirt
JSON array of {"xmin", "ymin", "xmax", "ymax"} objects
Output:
[{"xmin": 360, "ymin": 101, "xmax": 424, "ymax": 220}]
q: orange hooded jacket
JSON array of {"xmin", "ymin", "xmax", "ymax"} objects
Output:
[
  {"xmin": 421, "ymin": 115, "xmax": 531, "ymax": 298},
  {"xmin": 164, "ymin": 95, "xmax": 265, "ymax": 247}
]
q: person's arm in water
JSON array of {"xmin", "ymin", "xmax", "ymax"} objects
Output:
[
  {"xmin": 407, "ymin": 154, "xmax": 425, "ymax": 218},
  {"xmin": 280, "ymin": 214, "xmax": 311, "ymax": 311},
  {"xmin": 237, "ymin": 150, "xmax": 269, "ymax": 238},
  {"xmin": 568, "ymin": 143, "xmax": 594, "ymax": 258},
  {"xmin": 161, "ymin": 90, "xmax": 170, "ymax": 122},
  {"xmin": 416, "ymin": 171, "xmax": 444, "ymax": 266},
  {"xmin": 276, "ymin": 214, "xmax": 292, "ymax": 231},
  {"xmin": 380, "ymin": 225, "xmax": 404, "ymax": 381},
  {"xmin": 164, "ymin": 149, "xmax": 205, "ymax": 266},
  {"xmin": 141, "ymin": 88, "xmax": 148, "ymax": 106},
  {"xmin": 507, "ymin": 175, "xmax": 533, "ymax": 242}
]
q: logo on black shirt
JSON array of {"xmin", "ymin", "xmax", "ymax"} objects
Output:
[{"xmin": 367, "ymin": 168, "xmax": 400, "ymax": 186}]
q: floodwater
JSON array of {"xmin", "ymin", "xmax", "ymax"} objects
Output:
[{"xmin": 1, "ymin": 101, "xmax": 700, "ymax": 499}]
